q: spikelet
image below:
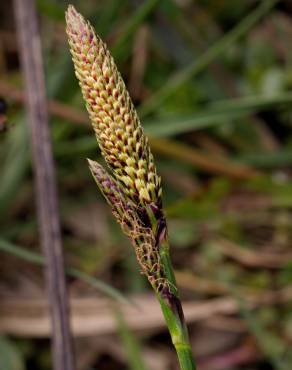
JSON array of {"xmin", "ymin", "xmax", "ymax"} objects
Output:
[
  {"xmin": 66, "ymin": 6, "xmax": 170, "ymax": 296},
  {"xmin": 88, "ymin": 159, "xmax": 130, "ymax": 222},
  {"xmin": 88, "ymin": 159, "xmax": 169, "ymax": 293},
  {"xmin": 66, "ymin": 5, "xmax": 161, "ymax": 206}
]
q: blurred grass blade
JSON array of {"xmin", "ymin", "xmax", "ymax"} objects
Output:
[
  {"xmin": 210, "ymin": 91, "xmax": 292, "ymax": 111},
  {"xmin": 94, "ymin": 0, "xmax": 126, "ymax": 37},
  {"xmin": 150, "ymin": 137, "xmax": 258, "ymax": 179},
  {"xmin": 237, "ymin": 149, "xmax": 292, "ymax": 168},
  {"xmin": 144, "ymin": 91, "xmax": 292, "ymax": 137},
  {"xmin": 0, "ymin": 238, "xmax": 43, "ymax": 264},
  {"xmin": 0, "ymin": 337, "xmax": 24, "ymax": 370},
  {"xmin": 0, "ymin": 46, "xmax": 76, "ymax": 218},
  {"xmin": 36, "ymin": 0, "xmax": 64, "ymax": 20},
  {"xmin": 67, "ymin": 268, "xmax": 133, "ymax": 306},
  {"xmin": 219, "ymin": 272, "xmax": 292, "ymax": 370},
  {"xmin": 112, "ymin": 0, "xmax": 160, "ymax": 56},
  {"xmin": 0, "ymin": 119, "xmax": 29, "ymax": 216},
  {"xmin": 139, "ymin": 0, "xmax": 279, "ymax": 117},
  {"xmin": 115, "ymin": 308, "xmax": 147, "ymax": 370},
  {"xmin": 0, "ymin": 238, "xmax": 131, "ymax": 305},
  {"xmin": 145, "ymin": 111, "xmax": 242, "ymax": 137}
]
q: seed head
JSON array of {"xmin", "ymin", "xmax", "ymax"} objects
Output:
[
  {"xmin": 67, "ymin": 6, "xmax": 170, "ymax": 296},
  {"xmin": 88, "ymin": 159, "xmax": 129, "ymax": 222},
  {"xmin": 66, "ymin": 5, "xmax": 161, "ymax": 206},
  {"xmin": 88, "ymin": 159, "xmax": 169, "ymax": 294}
]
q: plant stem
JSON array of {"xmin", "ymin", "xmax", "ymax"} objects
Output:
[
  {"xmin": 14, "ymin": 1, "xmax": 75, "ymax": 369},
  {"xmin": 158, "ymin": 238, "xmax": 196, "ymax": 370}
]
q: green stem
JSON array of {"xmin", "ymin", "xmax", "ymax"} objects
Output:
[{"xmin": 158, "ymin": 238, "xmax": 196, "ymax": 370}]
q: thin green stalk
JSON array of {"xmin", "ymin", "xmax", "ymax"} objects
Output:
[
  {"xmin": 158, "ymin": 238, "xmax": 196, "ymax": 370},
  {"xmin": 159, "ymin": 295, "xmax": 195, "ymax": 370},
  {"xmin": 139, "ymin": 0, "xmax": 279, "ymax": 118}
]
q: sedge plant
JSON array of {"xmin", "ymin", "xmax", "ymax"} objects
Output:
[{"xmin": 65, "ymin": 6, "xmax": 196, "ymax": 370}]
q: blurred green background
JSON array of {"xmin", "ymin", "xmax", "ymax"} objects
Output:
[{"xmin": 1, "ymin": 0, "xmax": 292, "ymax": 369}]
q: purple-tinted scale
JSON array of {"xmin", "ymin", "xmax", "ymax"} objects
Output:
[
  {"xmin": 136, "ymin": 207, "xmax": 151, "ymax": 228},
  {"xmin": 157, "ymin": 283, "xmax": 164, "ymax": 293}
]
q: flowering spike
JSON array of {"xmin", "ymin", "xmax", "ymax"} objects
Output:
[
  {"xmin": 66, "ymin": 7, "xmax": 196, "ymax": 368},
  {"xmin": 66, "ymin": 6, "xmax": 161, "ymax": 206},
  {"xmin": 88, "ymin": 159, "xmax": 169, "ymax": 293},
  {"xmin": 88, "ymin": 159, "xmax": 128, "ymax": 221}
]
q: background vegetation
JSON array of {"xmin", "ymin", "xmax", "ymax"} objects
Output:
[{"xmin": 1, "ymin": 0, "xmax": 292, "ymax": 369}]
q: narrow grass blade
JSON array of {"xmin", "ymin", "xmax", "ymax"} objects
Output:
[
  {"xmin": 144, "ymin": 91, "xmax": 292, "ymax": 137},
  {"xmin": 0, "ymin": 336, "xmax": 24, "ymax": 370},
  {"xmin": 114, "ymin": 308, "xmax": 147, "ymax": 370},
  {"xmin": 0, "ymin": 119, "xmax": 29, "ymax": 216},
  {"xmin": 0, "ymin": 238, "xmax": 131, "ymax": 305},
  {"xmin": 139, "ymin": 0, "xmax": 279, "ymax": 117},
  {"xmin": 219, "ymin": 272, "xmax": 292, "ymax": 370},
  {"xmin": 112, "ymin": 0, "xmax": 160, "ymax": 56}
]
